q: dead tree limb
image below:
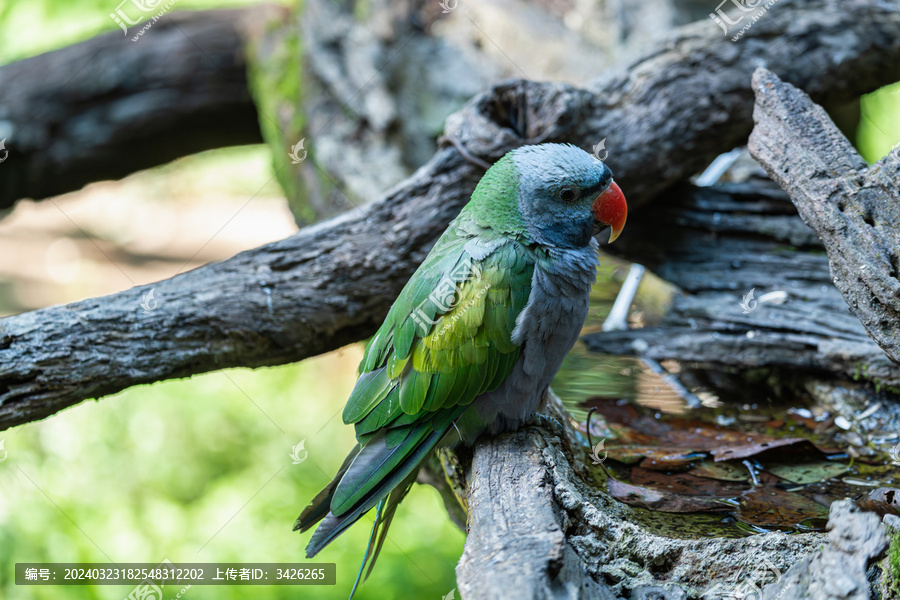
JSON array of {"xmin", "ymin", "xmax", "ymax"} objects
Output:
[
  {"xmin": 455, "ymin": 392, "xmax": 830, "ymax": 599},
  {"xmin": 748, "ymin": 68, "xmax": 900, "ymax": 364},
  {"xmin": 584, "ymin": 180, "xmax": 900, "ymax": 393},
  {"xmin": 0, "ymin": 6, "xmax": 281, "ymax": 208},
  {"xmin": 3, "ymin": 0, "xmax": 900, "ymax": 430},
  {"xmin": 760, "ymin": 500, "xmax": 887, "ymax": 600}
]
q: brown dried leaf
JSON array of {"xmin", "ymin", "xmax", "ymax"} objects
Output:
[
  {"xmin": 736, "ymin": 473, "xmax": 828, "ymax": 529},
  {"xmin": 606, "ymin": 475, "xmax": 733, "ymax": 513}
]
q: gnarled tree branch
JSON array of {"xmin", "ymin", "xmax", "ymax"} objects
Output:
[
  {"xmin": 0, "ymin": 6, "xmax": 281, "ymax": 208},
  {"xmin": 748, "ymin": 67, "xmax": 900, "ymax": 364}
]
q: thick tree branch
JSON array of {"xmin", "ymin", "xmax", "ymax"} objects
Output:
[
  {"xmin": 0, "ymin": 6, "xmax": 281, "ymax": 207},
  {"xmin": 3, "ymin": 0, "xmax": 900, "ymax": 430},
  {"xmin": 584, "ymin": 180, "xmax": 900, "ymax": 392},
  {"xmin": 455, "ymin": 392, "xmax": 837, "ymax": 599},
  {"xmin": 748, "ymin": 68, "xmax": 900, "ymax": 364}
]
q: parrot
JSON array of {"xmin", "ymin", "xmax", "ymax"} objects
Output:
[{"xmin": 295, "ymin": 143, "xmax": 627, "ymax": 595}]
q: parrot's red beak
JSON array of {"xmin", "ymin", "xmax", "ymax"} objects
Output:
[{"xmin": 592, "ymin": 181, "xmax": 627, "ymax": 244}]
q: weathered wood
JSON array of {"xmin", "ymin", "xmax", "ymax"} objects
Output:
[
  {"xmin": 3, "ymin": 0, "xmax": 900, "ymax": 430},
  {"xmin": 455, "ymin": 393, "xmax": 827, "ymax": 599},
  {"xmin": 253, "ymin": 0, "xmax": 500, "ymax": 225},
  {"xmin": 456, "ymin": 408, "xmax": 617, "ymax": 599},
  {"xmin": 761, "ymin": 500, "xmax": 887, "ymax": 600},
  {"xmin": 0, "ymin": 6, "xmax": 280, "ymax": 208},
  {"xmin": 584, "ymin": 181, "xmax": 900, "ymax": 392},
  {"xmin": 748, "ymin": 68, "xmax": 900, "ymax": 364}
]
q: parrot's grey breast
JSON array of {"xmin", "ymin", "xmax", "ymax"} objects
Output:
[{"xmin": 465, "ymin": 241, "xmax": 599, "ymax": 439}]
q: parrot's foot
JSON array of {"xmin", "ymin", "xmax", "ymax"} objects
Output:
[{"xmin": 524, "ymin": 412, "xmax": 565, "ymax": 438}]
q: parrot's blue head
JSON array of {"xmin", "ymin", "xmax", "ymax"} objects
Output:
[{"xmin": 511, "ymin": 144, "xmax": 626, "ymax": 248}]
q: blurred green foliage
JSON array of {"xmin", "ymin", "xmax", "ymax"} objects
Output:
[
  {"xmin": 859, "ymin": 82, "xmax": 900, "ymax": 163},
  {"xmin": 1, "ymin": 348, "xmax": 464, "ymax": 599},
  {"xmin": 0, "ymin": 0, "xmax": 284, "ymax": 65}
]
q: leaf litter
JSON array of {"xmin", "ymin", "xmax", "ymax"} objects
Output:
[{"xmin": 579, "ymin": 396, "xmax": 900, "ymax": 532}]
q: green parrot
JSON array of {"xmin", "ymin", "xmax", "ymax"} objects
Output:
[{"xmin": 295, "ymin": 143, "xmax": 627, "ymax": 593}]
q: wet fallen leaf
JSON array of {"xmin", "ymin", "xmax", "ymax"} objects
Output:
[
  {"xmin": 582, "ymin": 397, "xmax": 856, "ymax": 532},
  {"xmin": 689, "ymin": 460, "xmax": 750, "ymax": 482},
  {"xmin": 630, "ymin": 467, "xmax": 748, "ymax": 496},
  {"xmin": 606, "ymin": 475, "xmax": 733, "ymax": 513},
  {"xmin": 736, "ymin": 473, "xmax": 828, "ymax": 529},
  {"xmin": 604, "ymin": 444, "xmax": 704, "ymax": 468},
  {"xmin": 710, "ymin": 436, "xmax": 812, "ymax": 462},
  {"xmin": 583, "ymin": 399, "xmax": 832, "ymax": 465},
  {"xmin": 764, "ymin": 460, "xmax": 849, "ymax": 484}
]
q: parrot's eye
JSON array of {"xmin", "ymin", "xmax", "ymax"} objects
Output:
[{"xmin": 558, "ymin": 186, "xmax": 577, "ymax": 202}]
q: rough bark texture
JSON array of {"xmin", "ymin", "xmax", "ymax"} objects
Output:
[
  {"xmin": 457, "ymin": 412, "xmax": 617, "ymax": 599},
  {"xmin": 454, "ymin": 393, "xmax": 832, "ymax": 599},
  {"xmin": 760, "ymin": 501, "xmax": 887, "ymax": 600},
  {"xmin": 0, "ymin": 6, "xmax": 280, "ymax": 208},
  {"xmin": 583, "ymin": 180, "xmax": 900, "ymax": 394},
  {"xmin": 3, "ymin": 0, "xmax": 900, "ymax": 431},
  {"xmin": 748, "ymin": 68, "xmax": 900, "ymax": 364}
]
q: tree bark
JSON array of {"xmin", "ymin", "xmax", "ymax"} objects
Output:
[
  {"xmin": 3, "ymin": 0, "xmax": 900, "ymax": 431},
  {"xmin": 0, "ymin": 6, "xmax": 281, "ymax": 208},
  {"xmin": 748, "ymin": 68, "xmax": 900, "ymax": 365},
  {"xmin": 584, "ymin": 179, "xmax": 900, "ymax": 394},
  {"xmin": 454, "ymin": 392, "xmax": 860, "ymax": 599}
]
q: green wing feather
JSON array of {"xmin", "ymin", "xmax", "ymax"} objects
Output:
[{"xmin": 345, "ymin": 232, "xmax": 534, "ymax": 444}]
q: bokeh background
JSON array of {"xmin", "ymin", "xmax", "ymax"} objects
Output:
[{"xmin": 1, "ymin": 1, "xmax": 898, "ymax": 599}]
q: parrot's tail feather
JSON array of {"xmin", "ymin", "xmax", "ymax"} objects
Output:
[
  {"xmin": 304, "ymin": 410, "xmax": 463, "ymax": 558},
  {"xmin": 349, "ymin": 498, "xmax": 385, "ymax": 600},
  {"xmin": 304, "ymin": 433, "xmax": 438, "ymax": 557},
  {"xmin": 294, "ymin": 443, "xmax": 361, "ymax": 533},
  {"xmin": 364, "ymin": 473, "xmax": 416, "ymax": 580}
]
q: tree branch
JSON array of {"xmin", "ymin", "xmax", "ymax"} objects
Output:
[
  {"xmin": 3, "ymin": 0, "xmax": 900, "ymax": 430},
  {"xmin": 0, "ymin": 6, "xmax": 282, "ymax": 208},
  {"xmin": 584, "ymin": 180, "xmax": 900, "ymax": 393},
  {"xmin": 455, "ymin": 392, "xmax": 840, "ymax": 599},
  {"xmin": 748, "ymin": 67, "xmax": 900, "ymax": 364}
]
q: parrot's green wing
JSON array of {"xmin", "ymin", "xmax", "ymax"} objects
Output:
[
  {"xmin": 345, "ymin": 233, "xmax": 534, "ymax": 446},
  {"xmin": 296, "ymin": 227, "xmax": 534, "ymax": 563}
]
